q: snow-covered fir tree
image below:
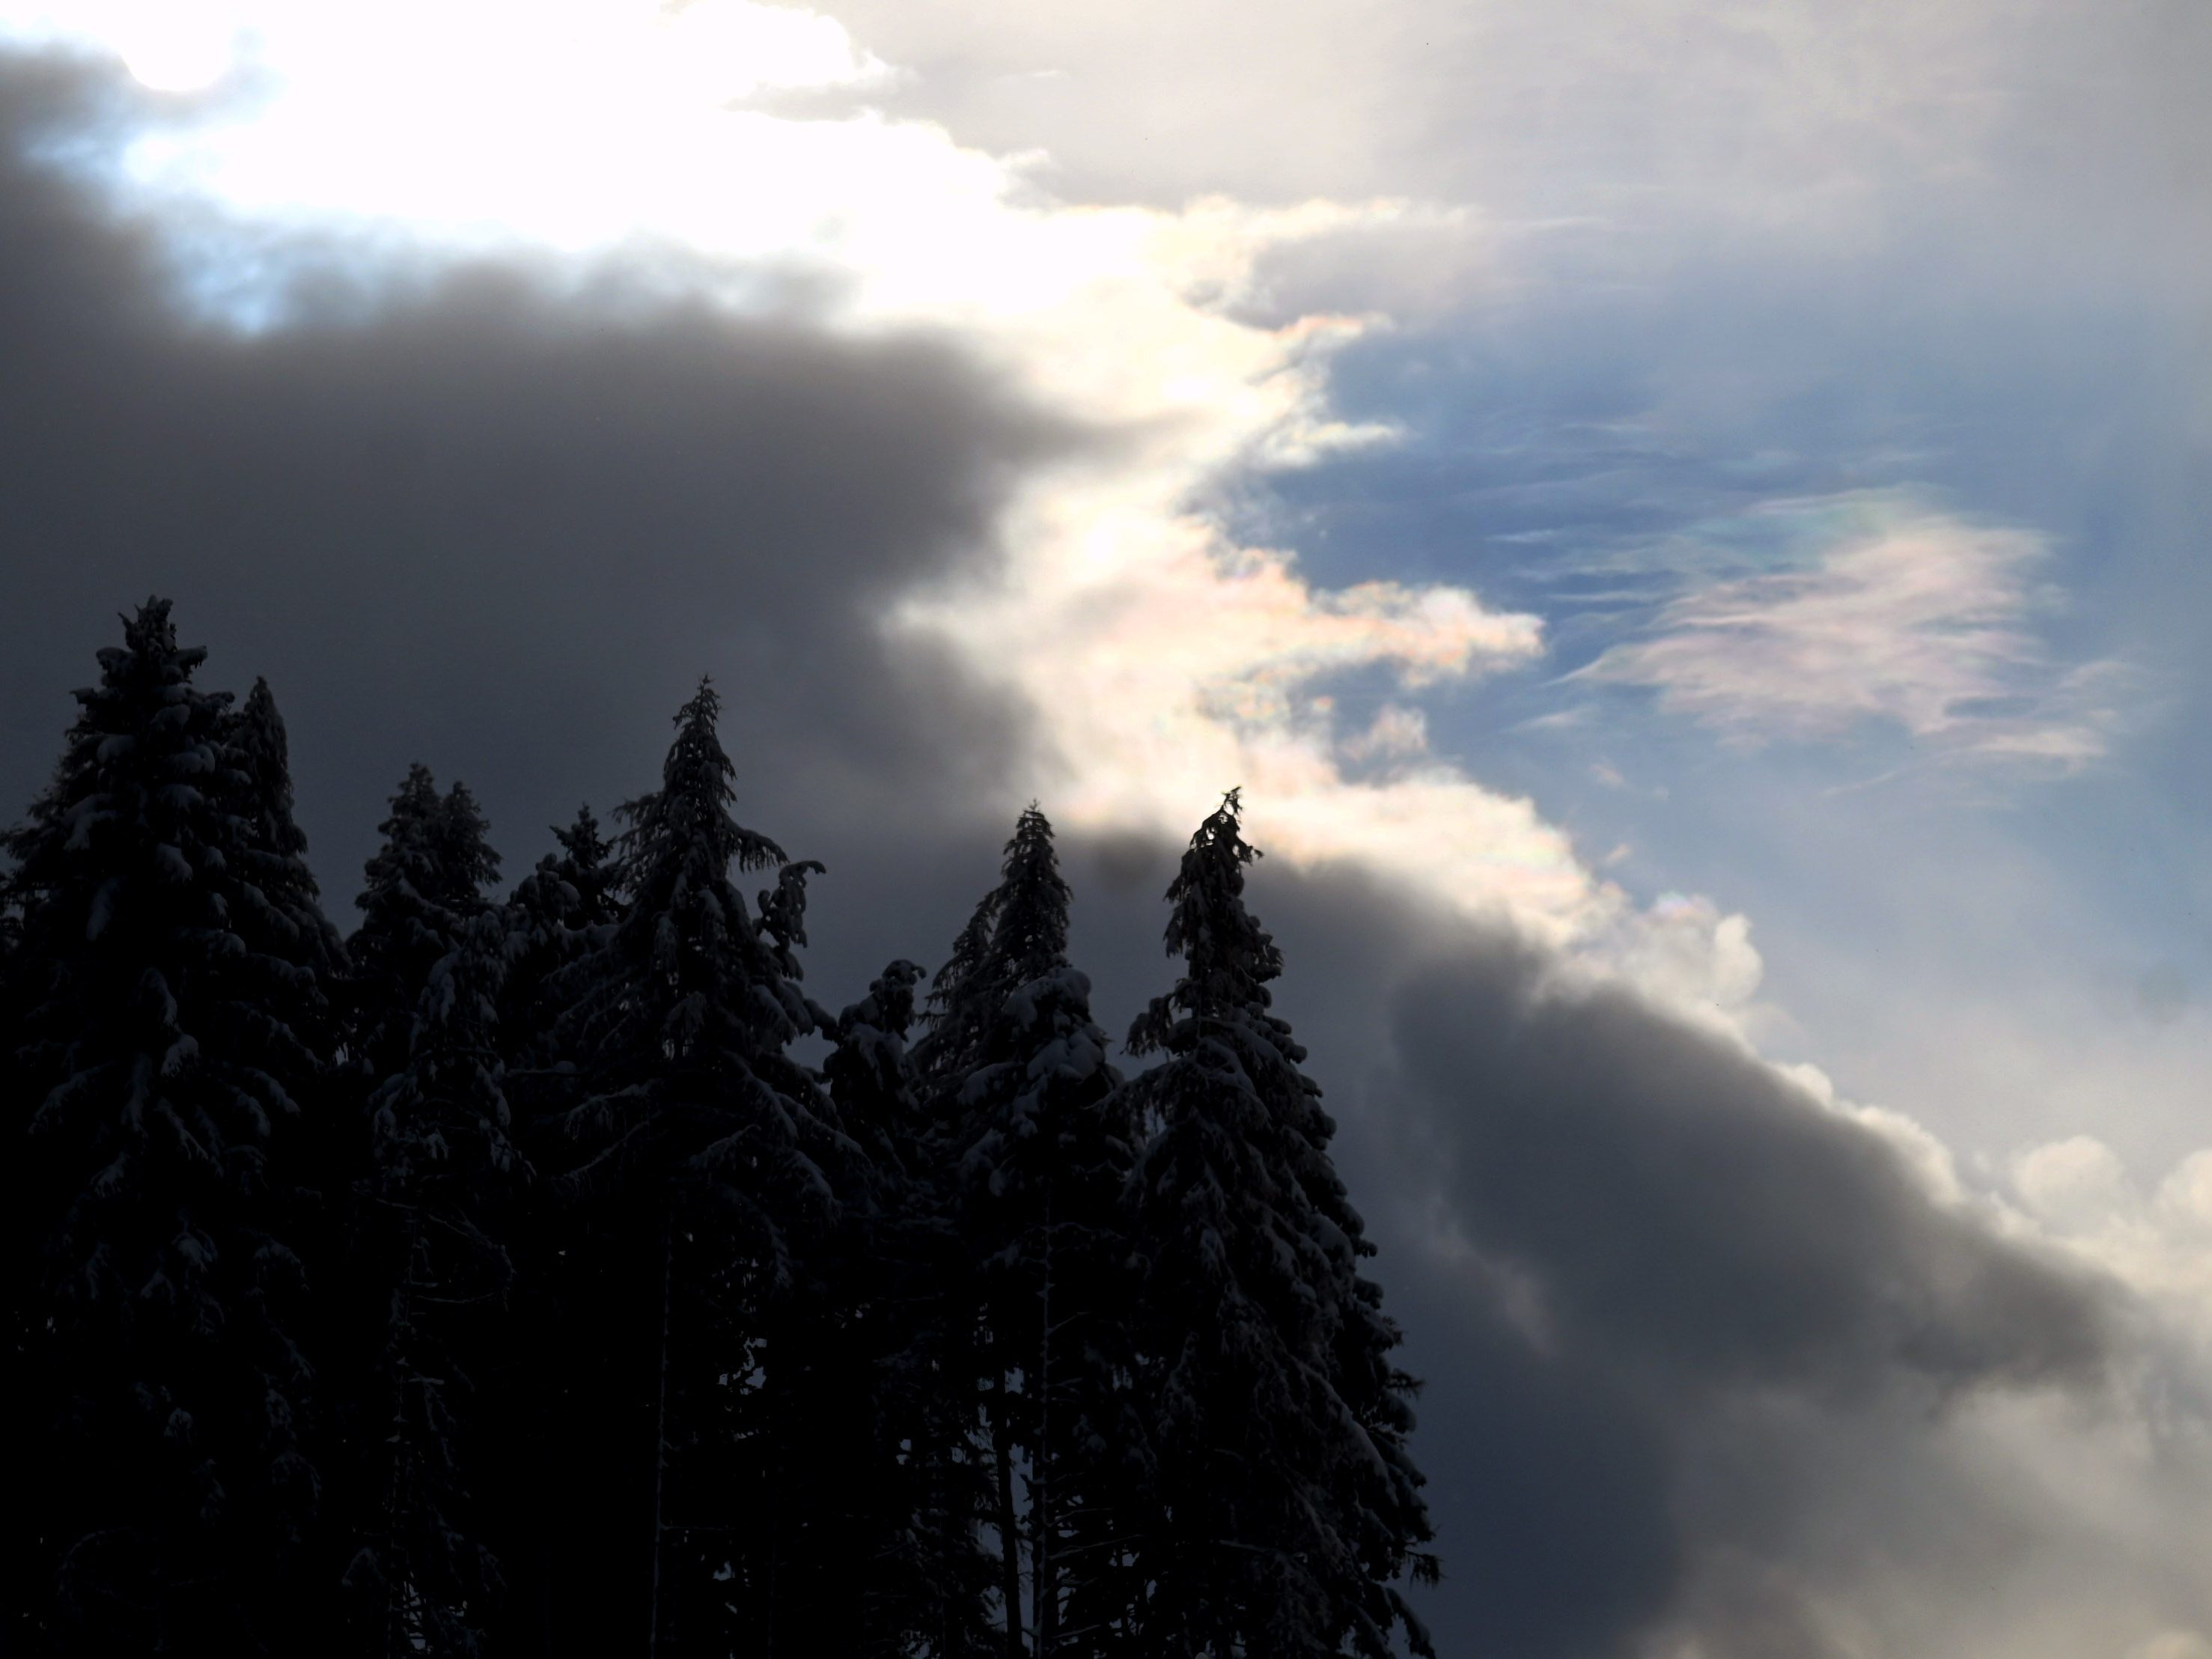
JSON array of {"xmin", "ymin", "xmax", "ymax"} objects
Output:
[
  {"xmin": 0, "ymin": 600, "xmax": 1446, "ymax": 1659},
  {"xmin": 822, "ymin": 960, "xmax": 1000, "ymax": 1658},
  {"xmin": 230, "ymin": 678, "xmax": 347, "ymax": 1014},
  {"xmin": 349, "ymin": 768, "xmax": 501, "ymax": 1086},
  {"xmin": 923, "ymin": 806, "xmax": 1142, "ymax": 1659},
  {"xmin": 344, "ymin": 910, "xmax": 527, "ymax": 1658},
  {"xmin": 499, "ymin": 803, "xmax": 620, "ymax": 1069},
  {"xmin": 551, "ymin": 678, "xmax": 838, "ymax": 1270},
  {"xmin": 546, "ymin": 678, "xmax": 850, "ymax": 1655},
  {"xmin": 1124, "ymin": 791, "xmax": 1437, "ymax": 1659},
  {"xmin": 4, "ymin": 600, "xmax": 329, "ymax": 1655}
]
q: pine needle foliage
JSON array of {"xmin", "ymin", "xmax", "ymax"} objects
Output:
[
  {"xmin": 1124, "ymin": 791, "xmax": 1438, "ymax": 1659},
  {"xmin": 5, "ymin": 600, "xmax": 329, "ymax": 1655}
]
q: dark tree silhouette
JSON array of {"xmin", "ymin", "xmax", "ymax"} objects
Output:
[
  {"xmin": 5, "ymin": 601, "xmax": 331, "ymax": 1655},
  {"xmin": 546, "ymin": 679, "xmax": 848, "ymax": 1656},
  {"xmin": 1124, "ymin": 791, "xmax": 1438, "ymax": 1659},
  {"xmin": 349, "ymin": 768, "xmax": 501, "ymax": 1086},
  {"xmin": 922, "ymin": 806, "xmax": 1142, "ymax": 1658},
  {"xmin": 823, "ymin": 959, "xmax": 1002, "ymax": 1658},
  {"xmin": 344, "ymin": 911, "xmax": 527, "ymax": 1656},
  {"xmin": 0, "ymin": 605, "xmax": 1441, "ymax": 1659}
]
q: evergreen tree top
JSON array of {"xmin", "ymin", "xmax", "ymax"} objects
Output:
[
  {"xmin": 1124, "ymin": 789, "xmax": 1437, "ymax": 1657},
  {"xmin": 357, "ymin": 762, "xmax": 445, "ymax": 916},
  {"xmin": 508, "ymin": 803, "xmax": 618, "ymax": 932},
  {"xmin": 1130, "ymin": 788, "xmax": 1285, "ymax": 1052},
  {"xmin": 826, "ymin": 958, "xmax": 929, "ymax": 1182},
  {"xmin": 8, "ymin": 596, "xmax": 240, "ymax": 911},
  {"xmin": 618, "ymin": 678, "xmax": 787, "ymax": 883},
  {"xmin": 235, "ymin": 678, "xmax": 298, "ymax": 816},
  {"xmin": 356, "ymin": 765, "xmax": 500, "ymax": 926},
  {"xmin": 228, "ymin": 675, "xmax": 345, "ymax": 987},
  {"xmin": 96, "ymin": 593, "xmax": 207, "ymax": 688},
  {"xmin": 987, "ymin": 803, "xmax": 1068, "ymax": 987},
  {"xmin": 552, "ymin": 801, "xmax": 612, "ymax": 886},
  {"xmin": 918, "ymin": 803, "xmax": 1072, "ymax": 1085},
  {"xmin": 439, "ymin": 777, "xmax": 502, "ymax": 905},
  {"xmin": 552, "ymin": 677, "xmax": 837, "ymax": 1250}
]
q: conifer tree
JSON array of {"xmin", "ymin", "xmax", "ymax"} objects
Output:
[
  {"xmin": 460, "ymin": 802, "xmax": 621, "ymax": 1657},
  {"xmin": 820, "ymin": 961, "xmax": 999, "ymax": 1658},
  {"xmin": 348, "ymin": 768, "xmax": 500, "ymax": 1086},
  {"xmin": 549, "ymin": 802, "xmax": 620, "ymax": 928},
  {"xmin": 1, "ymin": 849, "xmax": 33, "ymax": 1652},
  {"xmin": 924, "ymin": 806, "xmax": 1141, "ymax": 1658},
  {"xmin": 225, "ymin": 676, "xmax": 356, "ymax": 1643},
  {"xmin": 499, "ymin": 803, "xmax": 619, "ymax": 1068},
  {"xmin": 344, "ymin": 910, "xmax": 526, "ymax": 1657},
  {"xmin": 230, "ymin": 678, "xmax": 347, "ymax": 1008},
  {"xmin": 547, "ymin": 678, "xmax": 847, "ymax": 1655},
  {"xmin": 1124, "ymin": 791, "xmax": 1436, "ymax": 1659},
  {"xmin": 552, "ymin": 678, "xmax": 836, "ymax": 1266},
  {"xmin": 5, "ymin": 600, "xmax": 326, "ymax": 1655}
]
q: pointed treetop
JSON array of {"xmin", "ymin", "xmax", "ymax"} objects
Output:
[
  {"xmin": 919, "ymin": 803, "xmax": 1075, "ymax": 1083},
  {"xmin": 547, "ymin": 801, "xmax": 620, "ymax": 926},
  {"xmin": 233, "ymin": 679, "xmax": 303, "ymax": 846},
  {"xmin": 439, "ymin": 778, "xmax": 502, "ymax": 911},
  {"xmin": 1133, "ymin": 788, "xmax": 1283, "ymax": 1050},
  {"xmin": 357, "ymin": 764, "xmax": 499, "ymax": 923},
  {"xmin": 237, "ymin": 676, "xmax": 290, "ymax": 771},
  {"xmin": 225, "ymin": 675, "xmax": 343, "ymax": 980},
  {"xmin": 622, "ymin": 676, "xmax": 787, "ymax": 878},
  {"xmin": 987, "ymin": 803, "xmax": 1069, "ymax": 986},
  {"xmin": 554, "ymin": 801, "xmax": 609, "ymax": 871}
]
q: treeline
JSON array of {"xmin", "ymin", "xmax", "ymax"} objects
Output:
[{"xmin": 3, "ymin": 600, "xmax": 1436, "ymax": 1658}]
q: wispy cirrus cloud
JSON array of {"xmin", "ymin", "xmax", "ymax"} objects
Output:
[{"xmin": 1579, "ymin": 495, "xmax": 2131, "ymax": 768}]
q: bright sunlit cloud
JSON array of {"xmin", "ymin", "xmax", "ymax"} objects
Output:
[
  {"xmin": 6, "ymin": 0, "xmax": 2138, "ymax": 1042},
  {"xmin": 0, "ymin": 10, "xmax": 1579, "ymax": 853},
  {"xmin": 0, "ymin": 0, "xmax": 1779, "ymax": 1016}
]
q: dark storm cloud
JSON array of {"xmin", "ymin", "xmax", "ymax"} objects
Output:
[
  {"xmin": 1380, "ymin": 935, "xmax": 2109, "ymax": 1398},
  {"xmin": 1209, "ymin": 858, "xmax": 2125, "ymax": 1658},
  {"xmin": 0, "ymin": 53, "xmax": 1072, "ymax": 972},
  {"xmin": 1033, "ymin": 837, "xmax": 2138, "ymax": 1657}
]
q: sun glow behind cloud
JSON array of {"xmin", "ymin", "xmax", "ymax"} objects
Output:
[{"xmin": 0, "ymin": 0, "xmax": 1734, "ymax": 987}]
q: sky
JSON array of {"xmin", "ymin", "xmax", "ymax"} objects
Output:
[{"xmin": 0, "ymin": 3, "xmax": 2206, "ymax": 1654}]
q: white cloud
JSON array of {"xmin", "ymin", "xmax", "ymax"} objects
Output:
[
  {"xmin": 2014, "ymin": 1137, "xmax": 2212, "ymax": 1342},
  {"xmin": 1581, "ymin": 495, "xmax": 2128, "ymax": 767},
  {"xmin": 0, "ymin": 0, "xmax": 1740, "ymax": 973},
  {"xmin": 1341, "ymin": 704, "xmax": 1431, "ymax": 764}
]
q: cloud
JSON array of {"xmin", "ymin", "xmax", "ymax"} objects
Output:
[
  {"xmin": 2012, "ymin": 1136, "xmax": 2212, "ymax": 1349},
  {"xmin": 808, "ymin": 0, "xmax": 2212, "ymax": 307},
  {"xmin": 0, "ymin": 55, "xmax": 1063, "ymax": 922},
  {"xmin": 1579, "ymin": 495, "xmax": 2129, "ymax": 767},
  {"xmin": 1232, "ymin": 858, "xmax": 2212, "ymax": 1659},
  {"xmin": 0, "ymin": 7, "xmax": 1642, "ymax": 954}
]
